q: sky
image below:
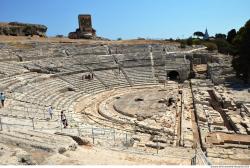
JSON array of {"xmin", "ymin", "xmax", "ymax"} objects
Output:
[{"xmin": 1, "ymin": 0, "xmax": 250, "ymax": 40}]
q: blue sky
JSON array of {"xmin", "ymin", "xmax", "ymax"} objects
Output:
[{"xmin": 1, "ymin": 0, "xmax": 250, "ymax": 40}]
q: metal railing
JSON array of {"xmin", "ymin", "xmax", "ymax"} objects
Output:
[{"xmin": 0, "ymin": 114, "xmax": 199, "ymax": 163}]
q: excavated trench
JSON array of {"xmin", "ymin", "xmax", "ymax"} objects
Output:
[{"xmin": 207, "ymin": 90, "xmax": 234, "ymax": 131}]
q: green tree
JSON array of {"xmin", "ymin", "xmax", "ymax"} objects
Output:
[
  {"xmin": 215, "ymin": 33, "xmax": 227, "ymax": 39},
  {"xmin": 214, "ymin": 39, "xmax": 235, "ymax": 55},
  {"xmin": 227, "ymin": 29, "xmax": 237, "ymax": 44},
  {"xmin": 232, "ymin": 19, "xmax": 250, "ymax": 83},
  {"xmin": 193, "ymin": 31, "xmax": 204, "ymax": 38}
]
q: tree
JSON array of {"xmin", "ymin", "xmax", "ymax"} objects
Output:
[
  {"xmin": 215, "ymin": 33, "xmax": 226, "ymax": 39},
  {"xmin": 193, "ymin": 31, "xmax": 204, "ymax": 38},
  {"xmin": 227, "ymin": 29, "xmax": 237, "ymax": 44},
  {"xmin": 232, "ymin": 19, "xmax": 250, "ymax": 83},
  {"xmin": 214, "ymin": 39, "xmax": 235, "ymax": 54}
]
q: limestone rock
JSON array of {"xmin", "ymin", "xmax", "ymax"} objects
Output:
[
  {"xmin": 0, "ymin": 22, "xmax": 47, "ymax": 37},
  {"xmin": 152, "ymin": 137, "xmax": 167, "ymax": 143},
  {"xmin": 81, "ymin": 138, "xmax": 91, "ymax": 146},
  {"xmin": 145, "ymin": 142, "xmax": 165, "ymax": 149},
  {"xmin": 58, "ymin": 147, "xmax": 66, "ymax": 154},
  {"xmin": 132, "ymin": 135, "xmax": 141, "ymax": 142},
  {"xmin": 17, "ymin": 152, "xmax": 35, "ymax": 165},
  {"xmin": 123, "ymin": 138, "xmax": 134, "ymax": 147},
  {"xmin": 137, "ymin": 116, "xmax": 144, "ymax": 121}
]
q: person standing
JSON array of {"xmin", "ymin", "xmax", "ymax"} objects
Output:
[
  {"xmin": 0, "ymin": 92, "xmax": 5, "ymax": 107},
  {"xmin": 61, "ymin": 111, "xmax": 67, "ymax": 128},
  {"xmin": 48, "ymin": 105, "xmax": 53, "ymax": 119}
]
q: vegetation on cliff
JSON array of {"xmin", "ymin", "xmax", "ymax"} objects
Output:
[{"xmin": 0, "ymin": 22, "xmax": 47, "ymax": 37}]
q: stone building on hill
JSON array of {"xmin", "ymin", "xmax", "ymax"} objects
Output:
[
  {"xmin": 203, "ymin": 28, "xmax": 209, "ymax": 40},
  {"xmin": 68, "ymin": 14, "xmax": 96, "ymax": 39}
]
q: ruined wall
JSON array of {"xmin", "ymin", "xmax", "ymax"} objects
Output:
[
  {"xmin": 78, "ymin": 15, "xmax": 93, "ymax": 33},
  {"xmin": 69, "ymin": 14, "xmax": 96, "ymax": 39}
]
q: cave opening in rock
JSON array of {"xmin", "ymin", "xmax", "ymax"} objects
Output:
[{"xmin": 167, "ymin": 71, "xmax": 180, "ymax": 81}]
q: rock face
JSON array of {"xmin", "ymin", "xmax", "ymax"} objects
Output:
[
  {"xmin": 17, "ymin": 152, "xmax": 36, "ymax": 165},
  {"xmin": 207, "ymin": 54, "xmax": 236, "ymax": 84},
  {"xmin": 68, "ymin": 14, "xmax": 97, "ymax": 39},
  {"xmin": 0, "ymin": 22, "xmax": 47, "ymax": 37}
]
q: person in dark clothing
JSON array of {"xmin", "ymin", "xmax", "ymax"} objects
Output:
[
  {"xmin": 61, "ymin": 111, "xmax": 68, "ymax": 128},
  {"xmin": 0, "ymin": 92, "xmax": 6, "ymax": 107}
]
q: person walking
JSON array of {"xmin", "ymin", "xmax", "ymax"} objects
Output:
[
  {"xmin": 0, "ymin": 92, "xmax": 5, "ymax": 108},
  {"xmin": 61, "ymin": 111, "xmax": 68, "ymax": 128},
  {"xmin": 48, "ymin": 105, "xmax": 53, "ymax": 119}
]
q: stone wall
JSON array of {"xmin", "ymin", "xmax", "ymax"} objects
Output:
[
  {"xmin": 207, "ymin": 54, "xmax": 236, "ymax": 85},
  {"xmin": 68, "ymin": 14, "xmax": 96, "ymax": 39}
]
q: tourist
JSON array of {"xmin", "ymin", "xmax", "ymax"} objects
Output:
[
  {"xmin": 0, "ymin": 92, "xmax": 5, "ymax": 107},
  {"xmin": 48, "ymin": 105, "xmax": 53, "ymax": 119},
  {"xmin": 108, "ymin": 47, "xmax": 111, "ymax": 55},
  {"xmin": 61, "ymin": 111, "xmax": 68, "ymax": 128},
  {"xmin": 86, "ymin": 74, "xmax": 90, "ymax": 80}
]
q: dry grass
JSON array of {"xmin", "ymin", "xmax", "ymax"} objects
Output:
[{"xmin": 7, "ymin": 42, "xmax": 34, "ymax": 49}]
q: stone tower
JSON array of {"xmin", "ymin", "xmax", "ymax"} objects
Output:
[
  {"xmin": 68, "ymin": 14, "xmax": 96, "ymax": 39},
  {"xmin": 78, "ymin": 15, "xmax": 93, "ymax": 33}
]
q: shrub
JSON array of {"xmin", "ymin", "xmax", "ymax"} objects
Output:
[
  {"xmin": 186, "ymin": 38, "xmax": 193, "ymax": 46},
  {"xmin": 56, "ymin": 35, "xmax": 64, "ymax": 38},
  {"xmin": 192, "ymin": 39, "xmax": 202, "ymax": 45},
  {"xmin": 214, "ymin": 39, "xmax": 235, "ymax": 54},
  {"xmin": 180, "ymin": 41, "xmax": 186, "ymax": 48},
  {"xmin": 137, "ymin": 37, "xmax": 145, "ymax": 40},
  {"xmin": 204, "ymin": 42, "xmax": 218, "ymax": 51},
  {"xmin": 169, "ymin": 38, "xmax": 173, "ymax": 41},
  {"xmin": 23, "ymin": 25, "xmax": 36, "ymax": 36}
]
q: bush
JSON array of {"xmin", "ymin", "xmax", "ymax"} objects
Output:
[
  {"xmin": 214, "ymin": 39, "xmax": 236, "ymax": 55},
  {"xmin": 117, "ymin": 37, "xmax": 122, "ymax": 41},
  {"xmin": 23, "ymin": 25, "xmax": 37, "ymax": 36},
  {"xmin": 192, "ymin": 39, "xmax": 202, "ymax": 45},
  {"xmin": 186, "ymin": 38, "xmax": 193, "ymax": 46},
  {"xmin": 180, "ymin": 41, "xmax": 186, "ymax": 48},
  {"xmin": 137, "ymin": 37, "xmax": 145, "ymax": 40},
  {"xmin": 56, "ymin": 35, "xmax": 64, "ymax": 38},
  {"xmin": 204, "ymin": 42, "xmax": 218, "ymax": 51}
]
